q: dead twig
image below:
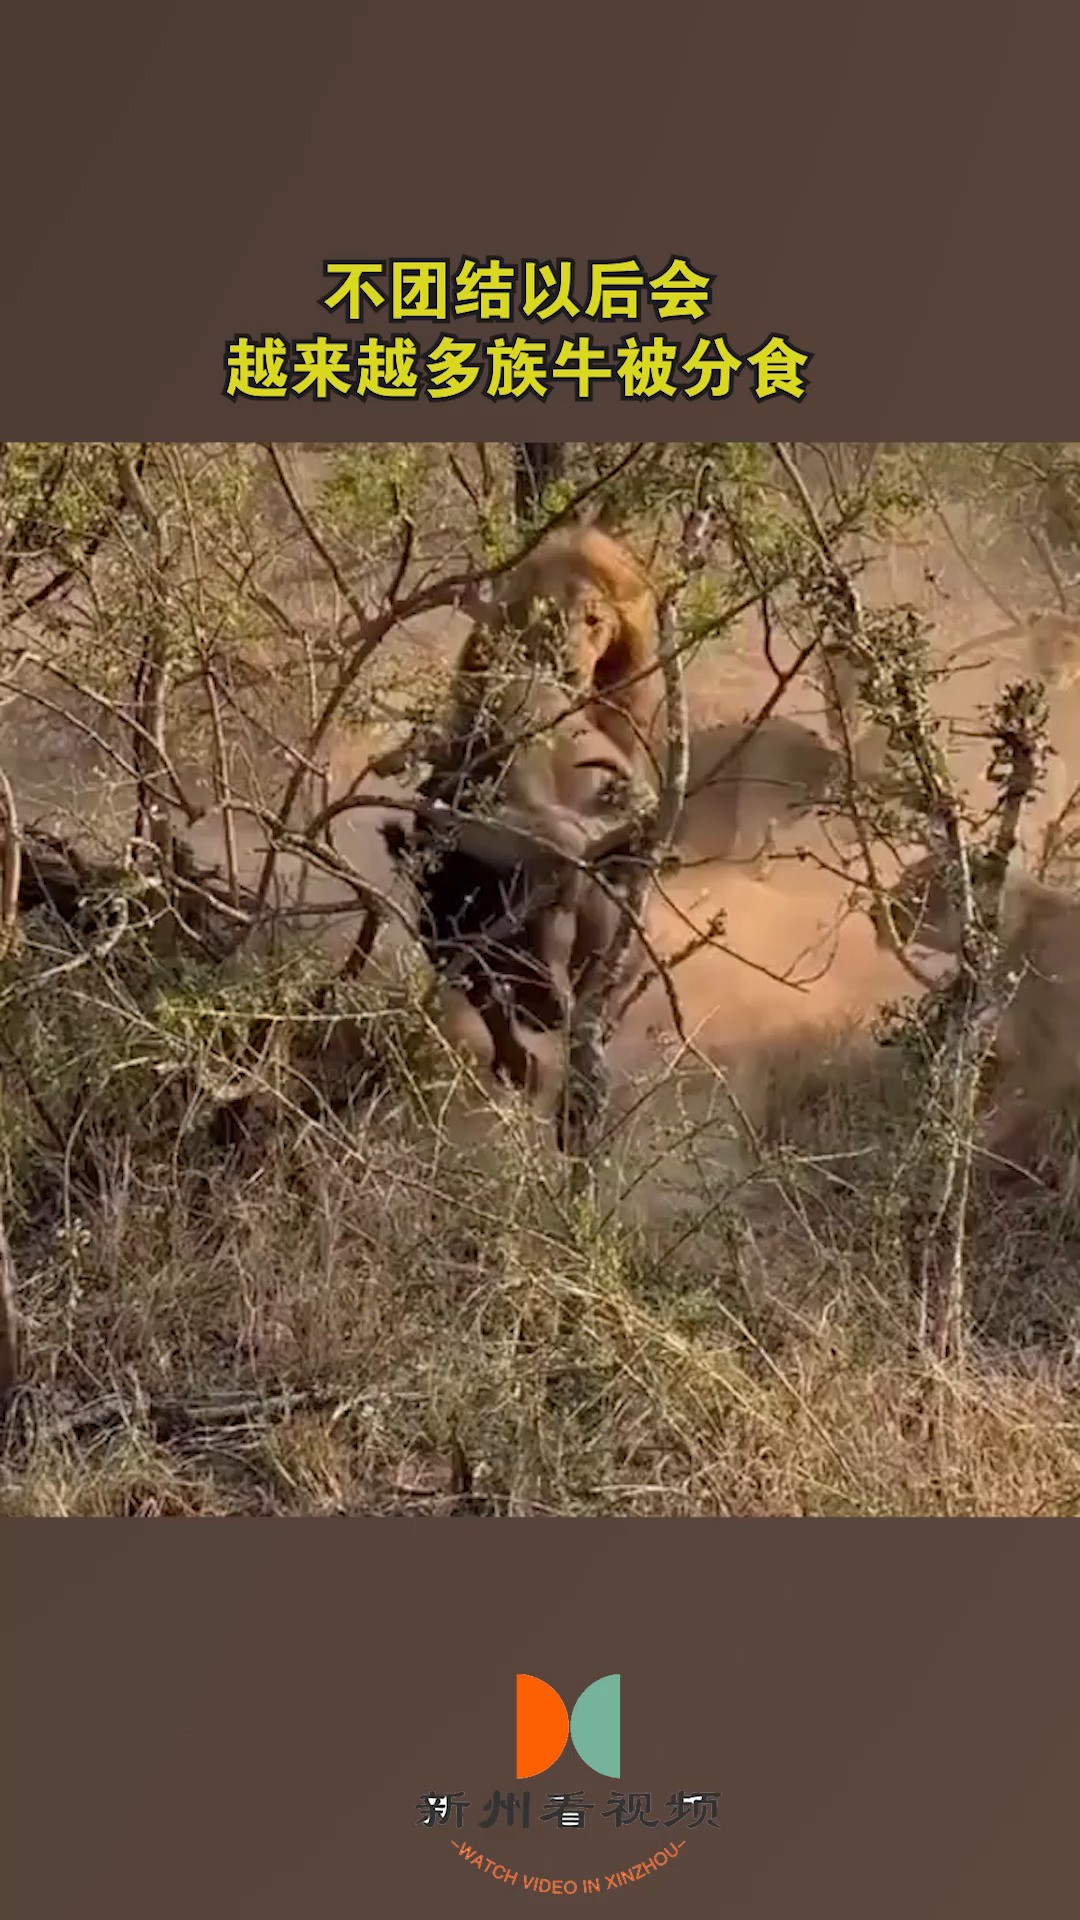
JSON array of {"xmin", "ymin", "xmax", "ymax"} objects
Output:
[
  {"xmin": 559, "ymin": 496, "xmax": 712, "ymax": 1165},
  {"xmin": 37, "ymin": 1381, "xmax": 373, "ymax": 1444},
  {"xmin": 0, "ymin": 1195, "xmax": 16, "ymax": 1413},
  {"xmin": 0, "ymin": 764, "xmax": 21, "ymax": 962}
]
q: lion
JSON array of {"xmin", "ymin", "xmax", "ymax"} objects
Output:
[
  {"xmin": 942, "ymin": 612, "xmax": 1080, "ymax": 830},
  {"xmin": 449, "ymin": 525, "xmax": 663, "ymax": 780},
  {"xmin": 946, "ymin": 611, "xmax": 1080, "ymax": 692},
  {"xmin": 425, "ymin": 667, "xmax": 647, "ymax": 871},
  {"xmin": 869, "ymin": 848, "xmax": 1080, "ymax": 1172},
  {"xmin": 815, "ymin": 615, "xmax": 1080, "ymax": 834},
  {"xmin": 676, "ymin": 712, "xmax": 892, "ymax": 875}
]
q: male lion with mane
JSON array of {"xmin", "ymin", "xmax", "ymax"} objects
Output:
[{"xmin": 450, "ymin": 525, "xmax": 663, "ymax": 780}]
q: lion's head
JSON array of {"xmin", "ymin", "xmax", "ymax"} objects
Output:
[{"xmin": 503, "ymin": 526, "xmax": 658, "ymax": 697}]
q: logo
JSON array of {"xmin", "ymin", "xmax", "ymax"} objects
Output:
[
  {"xmin": 417, "ymin": 1665, "xmax": 719, "ymax": 1896},
  {"xmin": 516, "ymin": 1673, "xmax": 620, "ymax": 1781}
]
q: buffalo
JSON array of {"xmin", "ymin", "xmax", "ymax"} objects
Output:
[{"xmin": 382, "ymin": 673, "xmax": 653, "ymax": 1129}]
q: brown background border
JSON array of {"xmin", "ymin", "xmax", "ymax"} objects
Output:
[
  {"xmin": 2, "ymin": 7, "xmax": 1078, "ymax": 438},
  {"xmin": 4, "ymin": 1522, "xmax": 1079, "ymax": 1915},
  {"xmin": 4, "ymin": 6, "xmax": 1080, "ymax": 1914}
]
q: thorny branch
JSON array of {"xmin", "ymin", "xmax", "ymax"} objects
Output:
[
  {"xmin": 558, "ymin": 498, "xmax": 715, "ymax": 1165},
  {"xmin": 112, "ymin": 448, "xmax": 179, "ymax": 870},
  {"xmin": 242, "ymin": 443, "xmax": 649, "ymax": 934},
  {"xmin": 773, "ymin": 441, "xmax": 1047, "ymax": 1371},
  {"xmin": 0, "ymin": 445, "xmax": 148, "ymax": 619}
]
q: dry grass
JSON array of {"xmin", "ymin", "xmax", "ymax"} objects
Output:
[{"xmin": 4, "ymin": 930, "xmax": 1080, "ymax": 1519}]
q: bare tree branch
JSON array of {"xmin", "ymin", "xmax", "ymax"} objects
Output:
[{"xmin": 0, "ymin": 764, "xmax": 21, "ymax": 963}]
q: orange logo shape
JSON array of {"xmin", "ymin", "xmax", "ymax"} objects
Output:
[
  {"xmin": 515, "ymin": 1673, "xmax": 621, "ymax": 1780},
  {"xmin": 516, "ymin": 1674, "xmax": 570, "ymax": 1779}
]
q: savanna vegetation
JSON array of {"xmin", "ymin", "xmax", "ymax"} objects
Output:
[{"xmin": 3, "ymin": 439, "xmax": 1080, "ymax": 1516}]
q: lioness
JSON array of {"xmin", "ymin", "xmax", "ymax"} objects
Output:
[
  {"xmin": 871, "ymin": 849, "xmax": 1080, "ymax": 1170},
  {"xmin": 677, "ymin": 714, "xmax": 890, "ymax": 873},
  {"xmin": 946, "ymin": 611, "xmax": 1080, "ymax": 691}
]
